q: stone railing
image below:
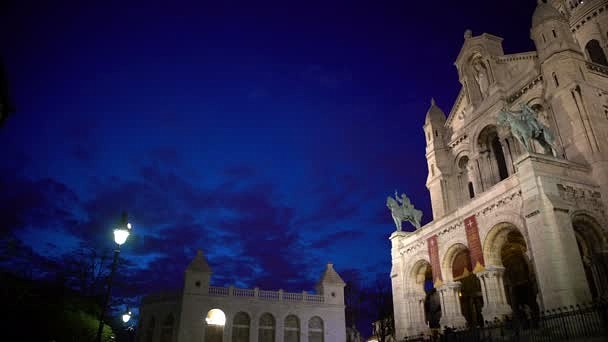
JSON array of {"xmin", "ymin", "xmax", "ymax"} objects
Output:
[{"xmin": 208, "ymin": 286, "xmax": 325, "ymax": 303}]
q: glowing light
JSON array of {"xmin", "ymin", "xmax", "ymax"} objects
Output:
[
  {"xmin": 113, "ymin": 228, "xmax": 130, "ymax": 245},
  {"xmin": 122, "ymin": 310, "xmax": 132, "ymax": 323},
  {"xmin": 205, "ymin": 309, "xmax": 226, "ymax": 326}
]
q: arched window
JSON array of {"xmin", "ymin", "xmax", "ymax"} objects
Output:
[
  {"xmin": 284, "ymin": 315, "xmax": 300, "ymax": 342},
  {"xmin": 468, "ymin": 182, "xmax": 475, "ymax": 199},
  {"xmin": 585, "ymin": 39, "xmax": 608, "ymax": 66},
  {"xmin": 160, "ymin": 314, "xmax": 174, "ymax": 342},
  {"xmin": 232, "ymin": 312, "xmax": 250, "ymax": 342},
  {"xmin": 145, "ymin": 316, "xmax": 155, "ymax": 342},
  {"xmin": 258, "ymin": 313, "xmax": 275, "ymax": 342},
  {"xmin": 308, "ymin": 316, "xmax": 324, "ymax": 342}
]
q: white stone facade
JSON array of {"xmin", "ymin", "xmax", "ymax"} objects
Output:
[
  {"xmin": 137, "ymin": 251, "xmax": 346, "ymax": 342},
  {"xmin": 392, "ymin": 1, "xmax": 608, "ymax": 339}
]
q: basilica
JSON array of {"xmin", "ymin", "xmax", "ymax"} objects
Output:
[{"xmin": 390, "ymin": 0, "xmax": 608, "ymax": 339}]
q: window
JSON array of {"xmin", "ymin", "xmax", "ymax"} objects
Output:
[
  {"xmin": 552, "ymin": 29, "xmax": 557, "ymax": 38},
  {"xmin": 308, "ymin": 317, "xmax": 324, "ymax": 342},
  {"xmin": 258, "ymin": 313, "xmax": 275, "ymax": 342},
  {"xmin": 585, "ymin": 39, "xmax": 608, "ymax": 66},
  {"xmin": 232, "ymin": 312, "xmax": 250, "ymax": 342},
  {"xmin": 284, "ymin": 315, "xmax": 300, "ymax": 342}
]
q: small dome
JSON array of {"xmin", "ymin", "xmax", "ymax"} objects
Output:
[
  {"xmin": 532, "ymin": 0, "xmax": 565, "ymax": 27},
  {"xmin": 425, "ymin": 98, "xmax": 446, "ymax": 125}
]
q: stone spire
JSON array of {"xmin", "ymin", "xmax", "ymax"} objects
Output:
[
  {"xmin": 186, "ymin": 249, "xmax": 212, "ymax": 273},
  {"xmin": 319, "ymin": 262, "xmax": 345, "ymax": 285},
  {"xmin": 425, "ymin": 98, "xmax": 446, "ymax": 125}
]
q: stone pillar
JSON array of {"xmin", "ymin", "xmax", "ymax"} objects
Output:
[
  {"xmin": 250, "ymin": 314, "xmax": 259, "ymax": 342},
  {"xmin": 469, "ymin": 156, "xmax": 484, "ymax": 194},
  {"xmin": 438, "ymin": 282, "xmax": 466, "ymax": 328},
  {"xmin": 501, "ymin": 137, "xmax": 515, "ymax": 175},
  {"xmin": 516, "ymin": 153, "xmax": 592, "ymax": 309},
  {"xmin": 276, "ymin": 316, "xmax": 284, "ymax": 342},
  {"xmin": 404, "ymin": 291, "xmax": 427, "ymax": 336},
  {"xmin": 476, "ymin": 265, "xmax": 512, "ymax": 321}
]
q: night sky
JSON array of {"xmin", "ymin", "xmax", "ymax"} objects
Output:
[{"xmin": 1, "ymin": 0, "xmax": 537, "ymax": 328}]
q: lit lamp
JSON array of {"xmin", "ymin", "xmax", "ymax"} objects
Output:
[
  {"xmin": 122, "ymin": 308, "xmax": 132, "ymax": 323},
  {"xmin": 96, "ymin": 212, "xmax": 132, "ymax": 342},
  {"xmin": 114, "ymin": 222, "xmax": 131, "ymax": 246}
]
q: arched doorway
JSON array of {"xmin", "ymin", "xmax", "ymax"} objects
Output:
[
  {"xmin": 451, "ymin": 248, "xmax": 484, "ymax": 327},
  {"xmin": 572, "ymin": 213, "xmax": 608, "ymax": 298},
  {"xmin": 500, "ymin": 231, "xmax": 539, "ymax": 326},
  {"xmin": 411, "ymin": 261, "xmax": 441, "ymax": 329},
  {"xmin": 585, "ymin": 39, "xmax": 608, "ymax": 66},
  {"xmin": 205, "ymin": 309, "xmax": 226, "ymax": 342}
]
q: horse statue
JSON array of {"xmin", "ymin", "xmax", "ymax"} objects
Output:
[
  {"xmin": 386, "ymin": 191, "xmax": 422, "ymax": 231},
  {"xmin": 497, "ymin": 104, "xmax": 557, "ymax": 156}
]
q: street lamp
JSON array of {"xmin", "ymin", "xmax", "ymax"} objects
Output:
[
  {"xmin": 122, "ymin": 308, "xmax": 132, "ymax": 323},
  {"xmin": 96, "ymin": 212, "xmax": 132, "ymax": 342}
]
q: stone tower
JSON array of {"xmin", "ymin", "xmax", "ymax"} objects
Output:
[
  {"xmin": 183, "ymin": 249, "xmax": 212, "ymax": 295},
  {"xmin": 423, "ymin": 99, "xmax": 451, "ymax": 219},
  {"xmin": 315, "ymin": 263, "xmax": 346, "ymax": 305}
]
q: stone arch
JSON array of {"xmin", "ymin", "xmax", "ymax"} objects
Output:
[
  {"xmin": 483, "ymin": 222, "xmax": 524, "ymax": 267},
  {"xmin": 454, "ymin": 151, "xmax": 476, "ymax": 200},
  {"xmin": 441, "ymin": 243, "xmax": 470, "ymax": 282},
  {"xmin": 409, "ymin": 258, "xmax": 433, "ymax": 292},
  {"xmin": 408, "ymin": 258, "xmax": 441, "ymax": 329},
  {"xmin": 205, "ymin": 308, "xmax": 226, "ymax": 342},
  {"xmin": 308, "ymin": 316, "xmax": 324, "ymax": 342},
  {"xmin": 585, "ymin": 39, "xmax": 608, "ymax": 66},
  {"xmin": 232, "ymin": 311, "xmax": 251, "ymax": 342},
  {"xmin": 571, "ymin": 211, "xmax": 608, "ymax": 298},
  {"xmin": 258, "ymin": 313, "xmax": 276, "ymax": 342},
  {"xmin": 483, "ymin": 222, "xmax": 539, "ymax": 321},
  {"xmin": 477, "ymin": 124, "xmax": 509, "ymax": 185}
]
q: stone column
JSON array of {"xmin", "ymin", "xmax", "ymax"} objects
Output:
[
  {"xmin": 476, "ymin": 265, "xmax": 512, "ymax": 321},
  {"xmin": 501, "ymin": 137, "xmax": 515, "ymax": 176},
  {"xmin": 438, "ymin": 282, "xmax": 466, "ymax": 328},
  {"xmin": 405, "ymin": 291, "xmax": 427, "ymax": 336},
  {"xmin": 468, "ymin": 156, "xmax": 483, "ymax": 196},
  {"xmin": 276, "ymin": 316, "xmax": 284, "ymax": 342},
  {"xmin": 250, "ymin": 314, "xmax": 259, "ymax": 342},
  {"xmin": 517, "ymin": 153, "xmax": 592, "ymax": 309}
]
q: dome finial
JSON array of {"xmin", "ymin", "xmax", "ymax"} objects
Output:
[
  {"xmin": 431, "ymin": 97, "xmax": 436, "ymax": 106},
  {"xmin": 464, "ymin": 29, "xmax": 472, "ymax": 39}
]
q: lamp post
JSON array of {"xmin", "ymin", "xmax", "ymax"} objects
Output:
[{"xmin": 96, "ymin": 212, "xmax": 132, "ymax": 342}]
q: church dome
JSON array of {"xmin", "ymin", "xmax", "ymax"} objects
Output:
[
  {"xmin": 532, "ymin": 0, "xmax": 566, "ymax": 27},
  {"xmin": 425, "ymin": 98, "xmax": 446, "ymax": 125}
]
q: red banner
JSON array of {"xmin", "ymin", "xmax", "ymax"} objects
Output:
[
  {"xmin": 464, "ymin": 215, "xmax": 485, "ymax": 273},
  {"xmin": 427, "ymin": 235, "xmax": 443, "ymax": 287}
]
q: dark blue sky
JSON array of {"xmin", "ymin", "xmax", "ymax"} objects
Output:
[{"xmin": 1, "ymin": 0, "xmax": 537, "ymax": 312}]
